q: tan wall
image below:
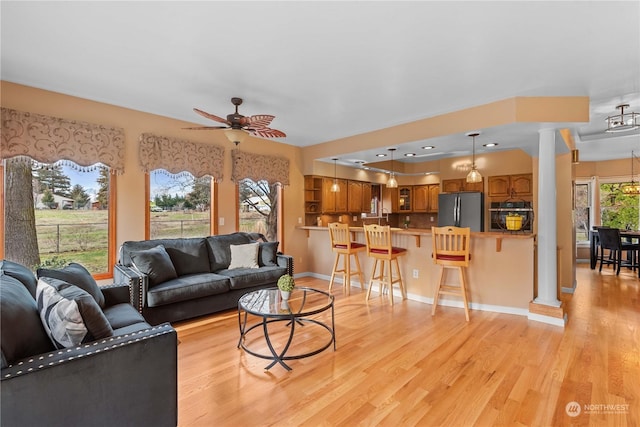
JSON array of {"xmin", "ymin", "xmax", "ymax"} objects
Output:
[
  {"xmin": 1, "ymin": 81, "xmax": 309, "ymax": 272},
  {"xmin": 575, "ymin": 158, "xmax": 631, "ymax": 180}
]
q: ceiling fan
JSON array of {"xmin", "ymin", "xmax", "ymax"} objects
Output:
[{"xmin": 185, "ymin": 97, "xmax": 286, "ymax": 139}]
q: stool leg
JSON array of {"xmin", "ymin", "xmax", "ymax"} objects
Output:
[
  {"xmin": 329, "ymin": 252, "xmax": 340, "ymax": 292},
  {"xmin": 344, "ymin": 253, "xmax": 351, "ymax": 295},
  {"xmin": 353, "ymin": 253, "xmax": 365, "ymax": 291},
  {"xmin": 432, "ymin": 265, "xmax": 445, "ymax": 316},
  {"xmin": 459, "ymin": 266, "xmax": 470, "ymax": 321},
  {"xmin": 386, "ymin": 260, "xmax": 394, "ymax": 304},
  {"xmin": 366, "ymin": 259, "xmax": 378, "ymax": 300},
  {"xmin": 394, "ymin": 258, "xmax": 406, "ymax": 300}
]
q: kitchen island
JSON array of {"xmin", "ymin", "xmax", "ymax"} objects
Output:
[{"xmin": 299, "ymin": 226, "xmax": 536, "ymax": 316}]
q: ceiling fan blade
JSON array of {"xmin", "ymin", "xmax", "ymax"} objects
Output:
[
  {"xmin": 248, "ymin": 127, "xmax": 287, "ymax": 138},
  {"xmin": 245, "ymin": 115, "xmax": 275, "ymax": 128},
  {"xmin": 193, "ymin": 108, "xmax": 230, "ymax": 125},
  {"xmin": 182, "ymin": 126, "xmax": 229, "ymax": 130}
]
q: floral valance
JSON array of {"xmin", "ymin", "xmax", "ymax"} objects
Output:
[
  {"xmin": 231, "ymin": 149, "xmax": 289, "ymax": 185},
  {"xmin": 0, "ymin": 107, "xmax": 126, "ymax": 174},
  {"xmin": 138, "ymin": 133, "xmax": 224, "ymax": 180}
]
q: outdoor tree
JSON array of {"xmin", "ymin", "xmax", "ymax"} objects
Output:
[
  {"xmin": 96, "ymin": 166, "xmax": 109, "ymax": 209},
  {"xmin": 34, "ymin": 164, "xmax": 71, "ymax": 196},
  {"xmin": 600, "ymin": 183, "xmax": 640, "ymax": 229},
  {"xmin": 185, "ymin": 177, "xmax": 211, "ymax": 211},
  {"xmin": 239, "ymin": 179, "xmax": 278, "ymax": 241},
  {"xmin": 41, "ymin": 189, "xmax": 55, "ymax": 208},
  {"xmin": 69, "ymin": 184, "xmax": 90, "ymax": 209},
  {"xmin": 4, "ymin": 159, "xmax": 40, "ymax": 268}
]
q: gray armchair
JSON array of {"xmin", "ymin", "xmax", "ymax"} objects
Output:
[{"xmin": 1, "ymin": 260, "xmax": 178, "ymax": 427}]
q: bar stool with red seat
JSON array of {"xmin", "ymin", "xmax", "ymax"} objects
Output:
[
  {"xmin": 328, "ymin": 222, "xmax": 366, "ymax": 295},
  {"xmin": 431, "ymin": 226, "xmax": 472, "ymax": 321},
  {"xmin": 364, "ymin": 224, "xmax": 407, "ymax": 304}
]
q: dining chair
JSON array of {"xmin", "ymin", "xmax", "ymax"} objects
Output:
[
  {"xmin": 363, "ymin": 224, "xmax": 407, "ymax": 304},
  {"xmin": 328, "ymin": 222, "xmax": 366, "ymax": 295},
  {"xmin": 431, "ymin": 226, "xmax": 472, "ymax": 321},
  {"xmin": 597, "ymin": 227, "xmax": 640, "ymax": 276}
]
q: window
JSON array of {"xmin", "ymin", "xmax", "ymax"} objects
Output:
[
  {"xmin": 3, "ymin": 159, "xmax": 115, "ymax": 277},
  {"xmin": 148, "ymin": 170, "xmax": 213, "ymax": 239},
  {"xmin": 237, "ymin": 179, "xmax": 280, "ymax": 241},
  {"xmin": 600, "ymin": 181, "xmax": 640, "ymax": 230},
  {"xmin": 574, "ymin": 182, "xmax": 590, "ymax": 242}
]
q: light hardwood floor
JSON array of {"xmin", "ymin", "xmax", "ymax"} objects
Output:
[{"xmin": 174, "ymin": 265, "xmax": 639, "ymax": 426}]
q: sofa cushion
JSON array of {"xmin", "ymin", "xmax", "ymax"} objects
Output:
[
  {"xmin": 163, "ymin": 238, "xmax": 210, "ymax": 276},
  {"xmin": 0, "ymin": 274, "xmax": 54, "ymax": 367},
  {"xmin": 218, "ymin": 266, "xmax": 287, "ymax": 290},
  {"xmin": 1, "ymin": 259, "xmax": 39, "ymax": 299},
  {"xmin": 257, "ymin": 241, "xmax": 279, "ymax": 267},
  {"xmin": 228, "ymin": 243, "xmax": 260, "ymax": 269},
  {"xmin": 146, "ymin": 273, "xmax": 231, "ymax": 307},
  {"xmin": 36, "ymin": 277, "xmax": 114, "ymax": 349},
  {"xmin": 130, "ymin": 245, "xmax": 178, "ymax": 287},
  {"xmin": 206, "ymin": 233, "xmax": 253, "ymax": 271},
  {"xmin": 102, "ymin": 303, "xmax": 150, "ymax": 330},
  {"xmin": 37, "ymin": 262, "xmax": 106, "ymax": 308}
]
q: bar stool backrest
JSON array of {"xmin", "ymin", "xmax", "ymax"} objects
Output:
[
  {"xmin": 364, "ymin": 224, "xmax": 392, "ymax": 256},
  {"xmin": 432, "ymin": 226, "xmax": 471, "ymax": 267},
  {"xmin": 329, "ymin": 222, "xmax": 352, "ymax": 250}
]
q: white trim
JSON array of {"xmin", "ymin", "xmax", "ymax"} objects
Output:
[{"xmin": 527, "ymin": 312, "xmax": 567, "ymax": 328}]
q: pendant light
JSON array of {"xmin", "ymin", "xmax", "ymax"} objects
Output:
[
  {"xmin": 330, "ymin": 158, "xmax": 340, "ymax": 192},
  {"xmin": 622, "ymin": 151, "xmax": 640, "ymax": 195},
  {"xmin": 386, "ymin": 148, "xmax": 398, "ymax": 188},
  {"xmin": 466, "ymin": 132, "xmax": 482, "ymax": 183}
]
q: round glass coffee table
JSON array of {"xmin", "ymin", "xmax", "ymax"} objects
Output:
[{"xmin": 237, "ymin": 287, "xmax": 335, "ymax": 371}]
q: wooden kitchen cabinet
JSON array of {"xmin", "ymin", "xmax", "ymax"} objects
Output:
[
  {"xmin": 414, "ymin": 184, "xmax": 440, "ymax": 212},
  {"xmin": 348, "ymin": 180, "xmax": 363, "ymax": 212},
  {"xmin": 488, "ymin": 174, "xmax": 532, "ymax": 197},
  {"xmin": 441, "ymin": 178, "xmax": 483, "ymax": 193},
  {"xmin": 362, "ymin": 182, "xmax": 372, "ymax": 213},
  {"xmin": 322, "ymin": 178, "xmax": 347, "ymax": 212}
]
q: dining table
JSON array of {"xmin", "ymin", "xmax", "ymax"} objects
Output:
[{"xmin": 588, "ymin": 228, "xmax": 640, "ymax": 269}]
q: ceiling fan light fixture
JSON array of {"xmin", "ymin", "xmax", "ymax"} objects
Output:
[
  {"xmin": 466, "ymin": 132, "xmax": 483, "ymax": 183},
  {"xmin": 386, "ymin": 148, "xmax": 398, "ymax": 188},
  {"xmin": 605, "ymin": 104, "xmax": 640, "ymax": 133},
  {"xmin": 224, "ymin": 128, "xmax": 248, "ymax": 145}
]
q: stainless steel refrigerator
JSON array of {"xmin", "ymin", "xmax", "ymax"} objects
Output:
[{"xmin": 437, "ymin": 192, "xmax": 484, "ymax": 231}]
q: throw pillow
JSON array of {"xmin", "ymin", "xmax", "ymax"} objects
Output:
[
  {"xmin": 257, "ymin": 241, "xmax": 279, "ymax": 267},
  {"xmin": 36, "ymin": 277, "xmax": 114, "ymax": 349},
  {"xmin": 37, "ymin": 262, "xmax": 105, "ymax": 308},
  {"xmin": 129, "ymin": 245, "xmax": 178, "ymax": 287},
  {"xmin": 228, "ymin": 242, "xmax": 260, "ymax": 269}
]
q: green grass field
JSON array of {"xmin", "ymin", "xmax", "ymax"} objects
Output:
[{"xmin": 35, "ymin": 209, "xmax": 211, "ymax": 273}]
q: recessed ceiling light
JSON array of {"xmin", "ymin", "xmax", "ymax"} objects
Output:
[
  {"xmin": 483, "ymin": 142, "xmax": 498, "ymax": 147},
  {"xmin": 422, "ymin": 146, "xmax": 435, "ymax": 150},
  {"xmin": 363, "ymin": 166, "xmax": 370, "ymax": 170},
  {"xmin": 404, "ymin": 153, "xmax": 416, "ymax": 157},
  {"xmin": 376, "ymin": 153, "xmax": 387, "ymax": 157},
  {"xmin": 354, "ymin": 160, "xmax": 365, "ymax": 164}
]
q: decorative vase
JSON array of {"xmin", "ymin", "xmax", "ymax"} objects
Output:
[{"xmin": 280, "ymin": 290, "xmax": 290, "ymax": 301}]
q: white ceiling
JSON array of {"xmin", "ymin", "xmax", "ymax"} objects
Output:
[{"xmin": 2, "ymin": 1, "xmax": 639, "ymax": 169}]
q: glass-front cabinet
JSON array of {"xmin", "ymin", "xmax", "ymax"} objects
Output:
[{"xmin": 398, "ymin": 186, "xmax": 412, "ymax": 212}]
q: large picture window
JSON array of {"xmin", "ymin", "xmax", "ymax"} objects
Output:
[
  {"xmin": 148, "ymin": 170, "xmax": 213, "ymax": 239},
  {"xmin": 600, "ymin": 181, "xmax": 640, "ymax": 230},
  {"xmin": 3, "ymin": 159, "xmax": 115, "ymax": 277},
  {"xmin": 237, "ymin": 179, "xmax": 280, "ymax": 242}
]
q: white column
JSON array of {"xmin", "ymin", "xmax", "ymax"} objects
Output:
[{"xmin": 536, "ymin": 128, "xmax": 561, "ymax": 307}]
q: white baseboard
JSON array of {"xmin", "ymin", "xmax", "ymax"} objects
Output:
[{"xmin": 296, "ymin": 272, "xmax": 531, "ymax": 320}]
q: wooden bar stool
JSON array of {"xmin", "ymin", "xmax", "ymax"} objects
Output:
[
  {"xmin": 431, "ymin": 226, "xmax": 471, "ymax": 321},
  {"xmin": 363, "ymin": 224, "xmax": 407, "ymax": 304},
  {"xmin": 328, "ymin": 222, "xmax": 366, "ymax": 295}
]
